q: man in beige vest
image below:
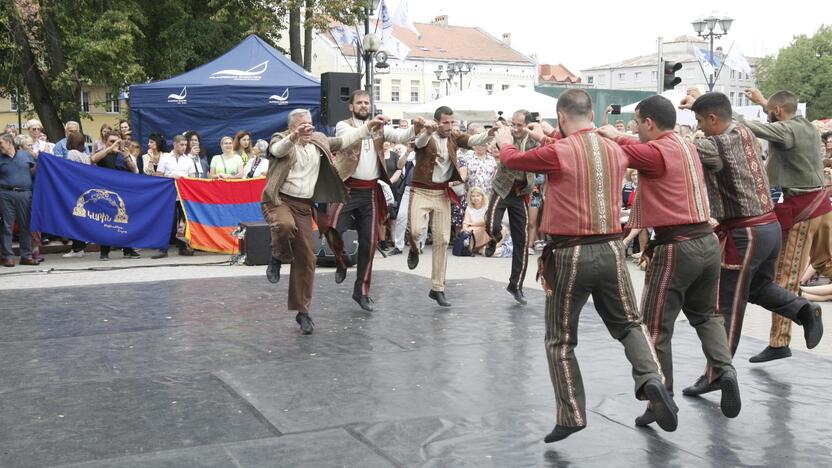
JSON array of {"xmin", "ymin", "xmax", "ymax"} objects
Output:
[
  {"xmin": 329, "ymin": 90, "xmax": 422, "ymax": 312},
  {"xmin": 263, "ymin": 109, "xmax": 385, "ymax": 334}
]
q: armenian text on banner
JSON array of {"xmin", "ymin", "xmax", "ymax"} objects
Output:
[
  {"xmin": 176, "ymin": 177, "xmax": 267, "ymax": 254},
  {"xmin": 31, "ymin": 153, "xmax": 176, "ymax": 249}
]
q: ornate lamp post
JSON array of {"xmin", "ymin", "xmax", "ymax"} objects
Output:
[{"xmin": 692, "ymin": 15, "xmax": 733, "ymax": 91}]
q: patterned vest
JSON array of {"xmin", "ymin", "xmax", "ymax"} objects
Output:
[
  {"xmin": 491, "ymin": 135, "xmax": 538, "ymax": 199},
  {"xmin": 628, "ymin": 133, "xmax": 710, "ymax": 228}
]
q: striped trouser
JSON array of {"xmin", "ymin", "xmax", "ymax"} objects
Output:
[
  {"xmin": 408, "ymin": 187, "xmax": 451, "ymax": 291},
  {"xmin": 329, "ymin": 189, "xmax": 379, "ymax": 297},
  {"xmin": 542, "ymin": 239, "xmax": 663, "ymax": 427},
  {"xmin": 710, "ymin": 222, "xmax": 807, "ymax": 378},
  {"xmin": 769, "ymin": 211, "xmax": 832, "ymax": 347},
  {"xmin": 485, "ymin": 192, "xmax": 529, "ymax": 291},
  {"xmin": 640, "ymin": 234, "xmax": 733, "ymax": 393}
]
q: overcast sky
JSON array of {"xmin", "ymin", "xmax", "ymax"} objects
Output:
[{"xmin": 388, "ymin": 0, "xmax": 825, "ymax": 73}]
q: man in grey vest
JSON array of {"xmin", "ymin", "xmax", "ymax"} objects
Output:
[{"xmin": 484, "ymin": 109, "xmax": 538, "ymax": 304}]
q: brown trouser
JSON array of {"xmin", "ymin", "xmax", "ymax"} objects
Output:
[
  {"xmin": 770, "ymin": 211, "xmax": 832, "ymax": 347},
  {"xmin": 262, "ymin": 197, "xmax": 316, "ymax": 314}
]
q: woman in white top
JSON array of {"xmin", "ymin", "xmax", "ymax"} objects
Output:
[
  {"xmin": 462, "ymin": 186, "xmax": 492, "ymax": 253},
  {"xmin": 142, "ymin": 133, "xmax": 167, "ymax": 175},
  {"xmin": 210, "ymin": 136, "xmax": 244, "ymax": 179},
  {"xmin": 242, "ymin": 139, "xmax": 270, "ymax": 178}
]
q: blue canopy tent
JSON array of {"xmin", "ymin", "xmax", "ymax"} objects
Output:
[{"xmin": 129, "ymin": 35, "xmax": 320, "ymax": 156}]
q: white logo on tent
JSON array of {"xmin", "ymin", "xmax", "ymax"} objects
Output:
[
  {"xmin": 167, "ymin": 87, "xmax": 187, "ymax": 104},
  {"xmin": 269, "ymin": 89, "xmax": 289, "ymax": 105},
  {"xmin": 210, "ymin": 61, "xmax": 269, "ymax": 80}
]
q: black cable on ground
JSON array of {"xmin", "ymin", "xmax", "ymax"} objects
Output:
[{"xmin": 0, "ymin": 259, "xmax": 238, "ymax": 277}]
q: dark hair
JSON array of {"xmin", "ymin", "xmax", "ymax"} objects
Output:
[
  {"xmin": 99, "ymin": 123, "xmax": 112, "ymax": 140},
  {"xmin": 349, "ymin": 89, "xmax": 371, "ymax": 104},
  {"xmin": 690, "ymin": 92, "xmax": 732, "ymax": 122},
  {"xmin": 184, "ymin": 130, "xmax": 204, "ymax": 157},
  {"xmin": 434, "ymin": 106, "xmax": 453, "ymax": 121},
  {"xmin": 821, "ymin": 131, "xmax": 831, "ymax": 142},
  {"xmin": 67, "ymin": 132, "xmax": 86, "ymax": 151},
  {"xmin": 148, "ymin": 133, "xmax": 167, "ymax": 153},
  {"xmin": 556, "ymin": 89, "xmax": 593, "ymax": 119},
  {"xmin": 768, "ymin": 90, "xmax": 798, "ymax": 114},
  {"xmin": 118, "ymin": 119, "xmax": 131, "ymax": 130},
  {"xmin": 233, "ymin": 130, "xmax": 252, "ymax": 152},
  {"xmin": 635, "ymin": 95, "xmax": 677, "ymax": 131}
]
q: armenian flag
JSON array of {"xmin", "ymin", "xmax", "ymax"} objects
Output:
[{"xmin": 176, "ymin": 178, "xmax": 267, "ymax": 254}]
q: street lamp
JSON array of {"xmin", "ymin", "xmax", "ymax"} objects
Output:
[
  {"xmin": 692, "ymin": 14, "xmax": 733, "ymax": 91},
  {"xmin": 433, "ymin": 62, "xmax": 473, "ymax": 96},
  {"xmin": 363, "ymin": 0, "xmax": 381, "ymax": 113}
]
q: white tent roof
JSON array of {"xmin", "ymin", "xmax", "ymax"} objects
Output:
[
  {"xmin": 621, "ymin": 90, "xmax": 696, "ymax": 127},
  {"xmin": 403, "ymin": 87, "xmax": 558, "ymax": 122}
]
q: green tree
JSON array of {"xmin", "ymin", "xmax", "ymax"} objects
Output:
[
  {"xmin": 755, "ymin": 25, "xmax": 832, "ymax": 120},
  {"xmin": 0, "ymin": 0, "xmax": 278, "ymax": 139}
]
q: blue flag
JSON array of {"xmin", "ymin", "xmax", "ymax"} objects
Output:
[{"xmin": 31, "ymin": 154, "xmax": 176, "ymax": 249}]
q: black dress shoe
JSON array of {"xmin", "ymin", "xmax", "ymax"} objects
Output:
[
  {"xmin": 682, "ymin": 374, "xmax": 720, "ymax": 396},
  {"xmin": 635, "ymin": 400, "xmax": 679, "ymax": 427},
  {"xmin": 749, "ymin": 345, "xmax": 792, "ymax": 363},
  {"xmin": 798, "ymin": 303, "xmax": 823, "ymax": 349},
  {"xmin": 407, "ymin": 248, "xmax": 419, "ymax": 270},
  {"xmin": 428, "ymin": 290, "xmax": 451, "ymax": 307},
  {"xmin": 717, "ymin": 370, "xmax": 741, "ymax": 418},
  {"xmin": 643, "ymin": 379, "xmax": 677, "ymax": 432},
  {"xmin": 484, "ymin": 239, "xmax": 497, "ymax": 257},
  {"xmin": 335, "ymin": 265, "xmax": 347, "ymax": 284},
  {"xmin": 506, "ymin": 285, "xmax": 527, "ymax": 305},
  {"xmin": 389, "ymin": 247, "xmax": 402, "ymax": 255},
  {"xmin": 267, "ymin": 257, "xmax": 281, "ymax": 284},
  {"xmin": 353, "ymin": 294, "xmax": 374, "ymax": 312},
  {"xmin": 543, "ymin": 425, "xmax": 585, "ymax": 443},
  {"xmin": 296, "ymin": 312, "xmax": 314, "ymax": 334},
  {"xmin": 123, "ymin": 250, "xmax": 141, "ymax": 258}
]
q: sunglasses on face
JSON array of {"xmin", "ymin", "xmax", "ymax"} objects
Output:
[{"xmin": 30, "ymin": 128, "xmax": 42, "ymax": 131}]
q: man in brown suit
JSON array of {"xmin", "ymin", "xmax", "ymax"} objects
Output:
[
  {"xmin": 263, "ymin": 108, "xmax": 385, "ymax": 334},
  {"xmin": 408, "ymin": 106, "xmax": 494, "ymax": 306}
]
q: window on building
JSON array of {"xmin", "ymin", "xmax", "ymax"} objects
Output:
[
  {"xmin": 730, "ymin": 91, "xmax": 735, "ymax": 106},
  {"xmin": 107, "ymin": 92, "xmax": 120, "ymax": 113},
  {"xmin": 81, "ymin": 91, "xmax": 91, "ymax": 113},
  {"xmin": 730, "ymin": 70, "xmax": 735, "ymax": 79},
  {"xmin": 391, "ymin": 80, "xmax": 400, "ymax": 102},
  {"xmin": 373, "ymin": 79, "xmax": 381, "ymax": 101},
  {"xmin": 485, "ymin": 83, "xmax": 493, "ymax": 95},
  {"xmin": 651, "ymin": 70, "xmax": 657, "ymax": 81},
  {"xmin": 634, "ymin": 72, "xmax": 641, "ymax": 81},
  {"xmin": 10, "ymin": 91, "xmax": 19, "ymax": 112},
  {"xmin": 410, "ymin": 80, "xmax": 420, "ymax": 102},
  {"xmin": 744, "ymin": 96, "xmax": 750, "ymax": 106},
  {"xmin": 502, "ymin": 84, "xmax": 510, "ymax": 91},
  {"xmin": 618, "ymin": 72, "xmax": 626, "ymax": 81},
  {"xmin": 432, "ymin": 81, "xmax": 440, "ymax": 99},
  {"xmin": 587, "ymin": 76, "xmax": 594, "ymax": 84},
  {"xmin": 746, "ymin": 72, "xmax": 751, "ymax": 80}
]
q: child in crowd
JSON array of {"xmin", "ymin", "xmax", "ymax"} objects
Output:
[{"xmin": 462, "ymin": 186, "xmax": 491, "ymax": 254}]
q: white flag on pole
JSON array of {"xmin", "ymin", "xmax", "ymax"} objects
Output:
[
  {"xmin": 724, "ymin": 45, "xmax": 752, "ymax": 75},
  {"xmin": 330, "ymin": 24, "xmax": 357, "ymax": 46},
  {"xmin": 380, "ymin": 1, "xmax": 410, "ymax": 60},
  {"xmin": 392, "ymin": 0, "xmax": 420, "ymax": 38},
  {"xmin": 694, "ymin": 48, "xmax": 719, "ymax": 76}
]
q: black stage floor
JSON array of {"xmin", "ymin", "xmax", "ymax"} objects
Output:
[{"xmin": 2, "ymin": 271, "xmax": 830, "ymax": 467}]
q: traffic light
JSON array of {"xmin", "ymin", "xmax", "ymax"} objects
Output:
[{"xmin": 663, "ymin": 61, "xmax": 682, "ymax": 90}]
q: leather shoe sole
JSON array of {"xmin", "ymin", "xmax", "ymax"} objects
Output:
[
  {"xmin": 543, "ymin": 425, "xmax": 585, "ymax": 443},
  {"xmin": 266, "ymin": 258, "xmax": 281, "ymax": 284},
  {"xmin": 407, "ymin": 249, "xmax": 419, "ymax": 270},
  {"xmin": 749, "ymin": 346, "xmax": 792, "ymax": 363},
  {"xmin": 643, "ymin": 380, "xmax": 678, "ymax": 432},
  {"xmin": 718, "ymin": 372, "xmax": 742, "ymax": 418},
  {"xmin": 295, "ymin": 313, "xmax": 314, "ymax": 334},
  {"xmin": 799, "ymin": 304, "xmax": 823, "ymax": 349},
  {"xmin": 506, "ymin": 286, "xmax": 527, "ymax": 305},
  {"xmin": 335, "ymin": 266, "xmax": 347, "ymax": 284},
  {"xmin": 353, "ymin": 294, "xmax": 374, "ymax": 312},
  {"xmin": 428, "ymin": 290, "xmax": 451, "ymax": 307}
]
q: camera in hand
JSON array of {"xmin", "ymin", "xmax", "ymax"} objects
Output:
[{"xmin": 610, "ymin": 105, "xmax": 621, "ymax": 115}]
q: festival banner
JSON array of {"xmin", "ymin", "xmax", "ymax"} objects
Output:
[
  {"xmin": 176, "ymin": 177, "xmax": 267, "ymax": 254},
  {"xmin": 31, "ymin": 154, "xmax": 176, "ymax": 249}
]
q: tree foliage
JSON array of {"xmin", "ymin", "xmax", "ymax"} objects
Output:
[{"xmin": 756, "ymin": 25, "xmax": 832, "ymax": 120}]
